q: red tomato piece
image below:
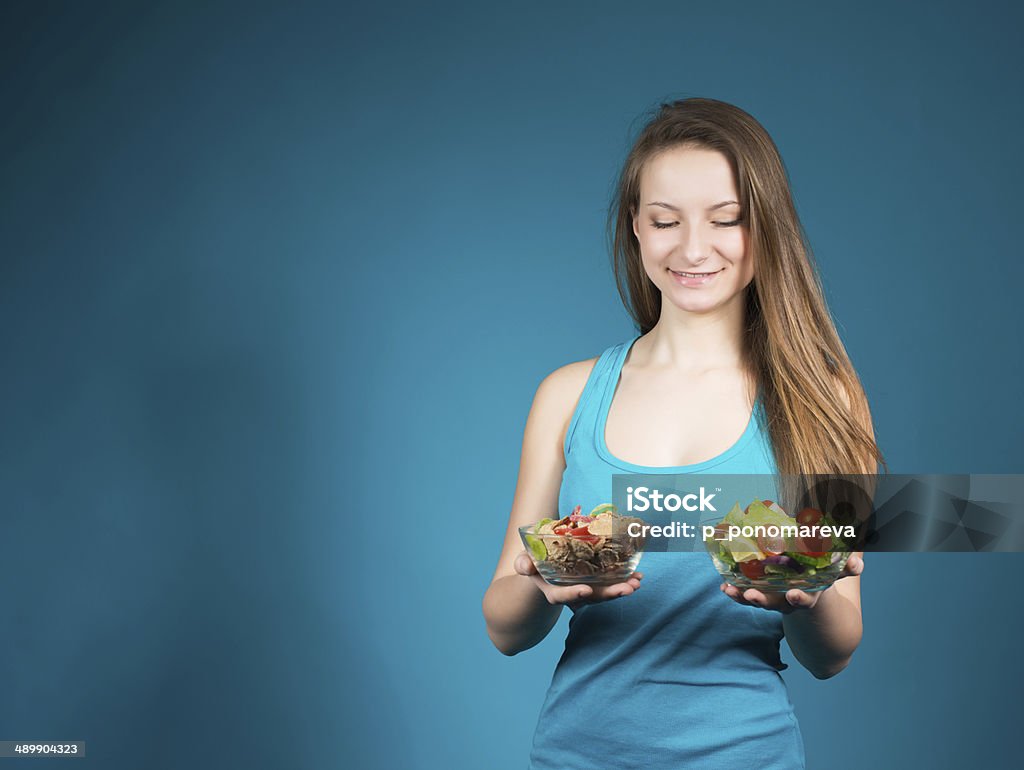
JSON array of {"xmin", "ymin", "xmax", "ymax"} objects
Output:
[
  {"xmin": 756, "ymin": 533, "xmax": 786, "ymax": 556},
  {"xmin": 796, "ymin": 507, "xmax": 823, "ymax": 526},
  {"xmin": 798, "ymin": 534, "xmax": 828, "ymax": 557},
  {"xmin": 739, "ymin": 560, "xmax": 766, "ymax": 579},
  {"xmin": 569, "ymin": 525, "xmax": 599, "ymax": 544}
]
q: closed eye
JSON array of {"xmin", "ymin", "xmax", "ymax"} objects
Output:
[{"xmin": 651, "ymin": 219, "xmax": 743, "ymax": 229}]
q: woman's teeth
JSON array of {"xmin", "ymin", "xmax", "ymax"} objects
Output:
[{"xmin": 671, "ymin": 269, "xmax": 720, "ymax": 277}]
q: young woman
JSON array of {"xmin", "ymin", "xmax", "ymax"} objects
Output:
[{"xmin": 482, "ymin": 97, "xmax": 884, "ymax": 769}]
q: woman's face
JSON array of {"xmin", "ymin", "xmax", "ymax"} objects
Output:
[{"xmin": 632, "ymin": 145, "xmax": 754, "ymax": 316}]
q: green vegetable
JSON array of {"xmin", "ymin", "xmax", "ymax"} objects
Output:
[
  {"xmin": 789, "ymin": 551, "xmax": 832, "ymax": 569},
  {"xmin": 525, "ymin": 533, "xmax": 547, "ymax": 561},
  {"xmin": 717, "ymin": 546, "xmax": 737, "ymax": 568},
  {"xmin": 744, "ymin": 500, "xmax": 793, "ymax": 528},
  {"xmin": 588, "ymin": 503, "xmax": 616, "ymax": 517},
  {"xmin": 723, "ymin": 502, "xmax": 745, "ymax": 528}
]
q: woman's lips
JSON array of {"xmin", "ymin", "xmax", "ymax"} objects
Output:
[{"xmin": 669, "ymin": 267, "xmax": 722, "ymax": 287}]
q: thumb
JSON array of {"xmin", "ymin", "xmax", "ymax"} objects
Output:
[{"xmin": 514, "ymin": 552, "xmax": 538, "ymax": 576}]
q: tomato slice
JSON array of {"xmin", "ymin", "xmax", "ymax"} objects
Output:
[
  {"xmin": 756, "ymin": 533, "xmax": 786, "ymax": 556},
  {"xmin": 569, "ymin": 525, "xmax": 599, "ymax": 544},
  {"xmin": 796, "ymin": 507, "xmax": 823, "ymax": 527},
  {"xmin": 796, "ymin": 507, "xmax": 827, "ymax": 555},
  {"xmin": 739, "ymin": 560, "xmax": 766, "ymax": 579},
  {"xmin": 798, "ymin": 534, "xmax": 828, "ymax": 557}
]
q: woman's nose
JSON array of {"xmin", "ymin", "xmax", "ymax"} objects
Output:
[{"xmin": 680, "ymin": 224, "xmax": 709, "ymax": 265}]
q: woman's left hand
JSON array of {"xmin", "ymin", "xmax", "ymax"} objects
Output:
[{"xmin": 719, "ymin": 554, "xmax": 864, "ymax": 614}]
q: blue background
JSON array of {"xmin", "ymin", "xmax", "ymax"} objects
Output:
[{"xmin": 2, "ymin": 1, "xmax": 1021, "ymax": 767}]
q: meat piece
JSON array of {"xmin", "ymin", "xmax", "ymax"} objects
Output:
[
  {"xmin": 568, "ymin": 538, "xmax": 595, "ymax": 561},
  {"xmin": 573, "ymin": 560, "xmax": 597, "ymax": 576},
  {"xmin": 597, "ymin": 549, "xmax": 621, "ymax": 568}
]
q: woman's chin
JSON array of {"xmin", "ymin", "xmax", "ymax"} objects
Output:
[
  {"xmin": 657, "ymin": 281, "xmax": 748, "ymax": 316},
  {"xmin": 662, "ymin": 293, "xmax": 723, "ymax": 315}
]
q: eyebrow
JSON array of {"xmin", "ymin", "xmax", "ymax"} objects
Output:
[{"xmin": 646, "ymin": 200, "xmax": 739, "ymax": 212}]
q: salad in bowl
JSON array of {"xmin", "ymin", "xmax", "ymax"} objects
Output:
[
  {"xmin": 705, "ymin": 498, "xmax": 852, "ymax": 593},
  {"xmin": 519, "ymin": 504, "xmax": 646, "ymax": 586}
]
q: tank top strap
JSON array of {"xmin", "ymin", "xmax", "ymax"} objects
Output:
[{"xmin": 563, "ymin": 336, "xmax": 639, "ymax": 460}]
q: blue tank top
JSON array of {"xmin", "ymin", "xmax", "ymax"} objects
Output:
[{"xmin": 528, "ymin": 336, "xmax": 806, "ymax": 769}]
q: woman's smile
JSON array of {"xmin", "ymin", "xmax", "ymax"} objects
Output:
[{"xmin": 668, "ymin": 267, "xmax": 723, "ymax": 286}]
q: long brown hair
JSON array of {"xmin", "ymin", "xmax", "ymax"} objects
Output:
[{"xmin": 608, "ymin": 97, "xmax": 885, "ymax": 476}]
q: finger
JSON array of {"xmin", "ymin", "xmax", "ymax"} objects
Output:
[
  {"xmin": 844, "ymin": 555, "xmax": 864, "ymax": 576},
  {"xmin": 542, "ymin": 580, "xmax": 594, "ymax": 605},
  {"xmin": 513, "ymin": 552, "xmax": 538, "ymax": 576},
  {"xmin": 591, "ymin": 581, "xmax": 641, "ymax": 600},
  {"xmin": 600, "ymin": 584, "xmax": 637, "ymax": 599},
  {"xmin": 720, "ymin": 583, "xmax": 754, "ymax": 606},
  {"xmin": 742, "ymin": 589, "xmax": 769, "ymax": 607},
  {"xmin": 600, "ymin": 582, "xmax": 641, "ymax": 597},
  {"xmin": 785, "ymin": 589, "xmax": 817, "ymax": 609}
]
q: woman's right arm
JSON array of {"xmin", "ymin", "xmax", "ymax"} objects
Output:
[{"xmin": 482, "ymin": 360, "xmax": 643, "ymax": 656}]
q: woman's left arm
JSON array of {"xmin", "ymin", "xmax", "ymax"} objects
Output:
[
  {"xmin": 781, "ymin": 554, "xmax": 863, "ymax": 678},
  {"xmin": 721, "ymin": 377, "xmax": 874, "ymax": 678},
  {"xmin": 720, "ymin": 553, "xmax": 864, "ymax": 679}
]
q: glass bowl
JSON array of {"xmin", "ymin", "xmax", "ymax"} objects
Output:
[
  {"xmin": 704, "ymin": 500, "xmax": 852, "ymax": 593},
  {"xmin": 518, "ymin": 524, "xmax": 645, "ymax": 586},
  {"xmin": 708, "ymin": 547, "xmax": 851, "ymax": 593}
]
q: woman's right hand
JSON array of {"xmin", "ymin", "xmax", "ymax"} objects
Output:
[{"xmin": 513, "ymin": 550, "xmax": 643, "ymax": 611}]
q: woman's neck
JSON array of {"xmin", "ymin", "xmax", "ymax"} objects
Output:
[{"xmin": 639, "ymin": 292, "xmax": 748, "ymax": 372}]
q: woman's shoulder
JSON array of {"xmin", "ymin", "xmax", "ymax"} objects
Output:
[
  {"xmin": 526, "ymin": 356, "xmax": 602, "ymax": 458},
  {"xmin": 530, "ymin": 339, "xmax": 626, "ymax": 432},
  {"xmin": 536, "ymin": 356, "xmax": 600, "ymax": 413}
]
